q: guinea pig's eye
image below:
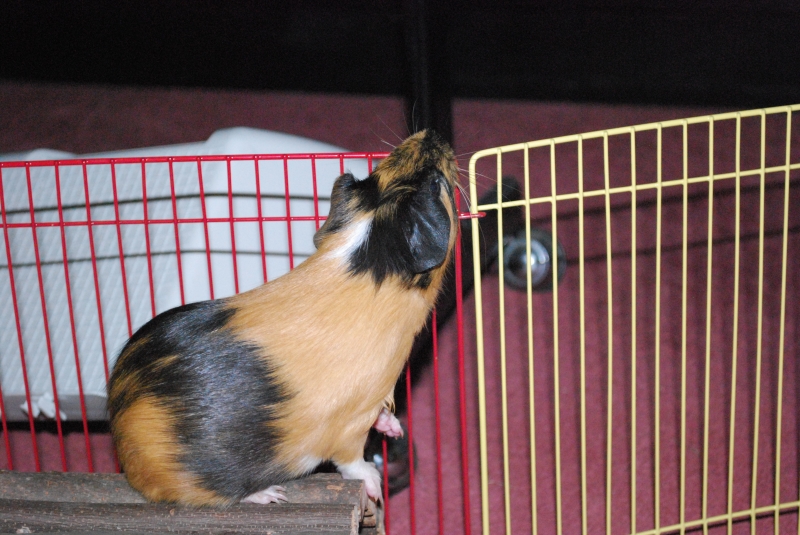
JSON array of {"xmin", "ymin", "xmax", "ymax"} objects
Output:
[{"xmin": 429, "ymin": 177, "xmax": 441, "ymax": 197}]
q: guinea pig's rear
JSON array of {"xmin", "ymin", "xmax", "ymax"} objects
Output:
[
  {"xmin": 107, "ymin": 300, "xmax": 290, "ymax": 506},
  {"xmin": 108, "ymin": 129, "xmax": 458, "ymax": 506}
]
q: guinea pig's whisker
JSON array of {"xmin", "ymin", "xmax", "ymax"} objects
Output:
[
  {"xmin": 379, "ymin": 138, "xmax": 398, "ymax": 151},
  {"xmin": 375, "ymin": 118, "xmax": 404, "ymax": 145},
  {"xmin": 466, "ymin": 169, "xmax": 509, "ymax": 189},
  {"xmin": 454, "ymin": 181, "xmax": 471, "ymax": 207},
  {"xmin": 457, "ymin": 167, "xmax": 499, "ymax": 188}
]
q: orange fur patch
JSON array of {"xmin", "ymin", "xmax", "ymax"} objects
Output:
[
  {"xmin": 112, "ymin": 397, "xmax": 230, "ymax": 506},
  {"xmin": 227, "ymin": 259, "xmax": 431, "ymax": 468},
  {"xmin": 373, "ymin": 131, "xmax": 460, "ymax": 197}
]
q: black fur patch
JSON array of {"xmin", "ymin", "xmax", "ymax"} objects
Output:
[
  {"xmin": 108, "ymin": 300, "xmax": 291, "ymax": 500},
  {"xmin": 347, "ymin": 170, "xmax": 452, "ymax": 288},
  {"xmin": 313, "ymin": 173, "xmax": 359, "ymax": 248}
]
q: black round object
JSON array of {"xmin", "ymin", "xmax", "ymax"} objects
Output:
[{"xmin": 503, "ymin": 228, "xmax": 567, "ymax": 292}]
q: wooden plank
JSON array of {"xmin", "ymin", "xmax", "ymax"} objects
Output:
[
  {"xmin": 0, "ymin": 471, "xmax": 365, "ymax": 509},
  {"xmin": 0, "ymin": 471, "xmax": 383, "ymax": 534},
  {"xmin": 0, "ymin": 471, "xmax": 145, "ymax": 504},
  {"xmin": 0, "ymin": 499, "xmax": 358, "ymax": 534}
]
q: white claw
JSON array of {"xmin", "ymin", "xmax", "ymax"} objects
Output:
[{"xmin": 241, "ymin": 485, "xmax": 287, "ymax": 504}]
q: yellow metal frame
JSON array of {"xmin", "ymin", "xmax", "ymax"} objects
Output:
[{"xmin": 468, "ymin": 105, "xmax": 800, "ymax": 535}]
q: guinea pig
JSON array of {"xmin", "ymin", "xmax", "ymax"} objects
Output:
[{"xmin": 107, "ymin": 129, "xmax": 459, "ymax": 506}]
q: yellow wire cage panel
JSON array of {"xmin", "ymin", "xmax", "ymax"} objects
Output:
[{"xmin": 468, "ymin": 105, "xmax": 800, "ymax": 535}]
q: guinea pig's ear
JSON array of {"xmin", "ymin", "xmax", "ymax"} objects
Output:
[
  {"xmin": 401, "ymin": 178, "xmax": 452, "ymax": 273},
  {"xmin": 314, "ymin": 173, "xmax": 357, "ymax": 249}
]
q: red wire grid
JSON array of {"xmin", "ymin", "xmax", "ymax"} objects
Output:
[{"xmin": 0, "ymin": 153, "xmax": 478, "ymax": 535}]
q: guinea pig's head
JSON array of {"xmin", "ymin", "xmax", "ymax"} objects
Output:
[{"xmin": 314, "ymin": 130, "xmax": 458, "ymax": 289}]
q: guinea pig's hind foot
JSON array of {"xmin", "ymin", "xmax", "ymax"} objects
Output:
[
  {"xmin": 241, "ymin": 485, "xmax": 287, "ymax": 504},
  {"xmin": 373, "ymin": 407, "xmax": 403, "ymax": 438},
  {"xmin": 336, "ymin": 459, "xmax": 382, "ymax": 502}
]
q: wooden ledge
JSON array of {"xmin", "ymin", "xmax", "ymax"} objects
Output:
[{"xmin": 0, "ymin": 471, "xmax": 382, "ymax": 535}]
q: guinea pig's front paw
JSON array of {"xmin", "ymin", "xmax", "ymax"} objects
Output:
[
  {"xmin": 241, "ymin": 485, "xmax": 287, "ymax": 504},
  {"xmin": 336, "ymin": 459, "xmax": 382, "ymax": 502},
  {"xmin": 373, "ymin": 407, "xmax": 404, "ymax": 438}
]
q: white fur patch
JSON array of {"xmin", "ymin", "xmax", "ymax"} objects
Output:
[
  {"xmin": 329, "ymin": 217, "xmax": 372, "ymax": 260},
  {"xmin": 297, "ymin": 455, "xmax": 322, "ymax": 474},
  {"xmin": 336, "ymin": 459, "xmax": 382, "ymax": 501}
]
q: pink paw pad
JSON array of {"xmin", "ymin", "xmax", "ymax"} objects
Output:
[{"xmin": 373, "ymin": 408, "xmax": 404, "ymax": 438}]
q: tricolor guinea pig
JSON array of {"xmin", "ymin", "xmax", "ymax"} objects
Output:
[{"xmin": 107, "ymin": 130, "xmax": 458, "ymax": 506}]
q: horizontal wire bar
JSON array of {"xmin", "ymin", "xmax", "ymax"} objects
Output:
[
  {"xmin": 0, "ymin": 192, "xmax": 332, "ymax": 218},
  {"xmin": 474, "ymin": 162, "xmax": 800, "ymax": 211},
  {"xmin": 1, "ymin": 212, "xmax": 478, "ymax": 228},
  {"xmin": 634, "ymin": 501, "xmax": 800, "ymax": 535},
  {"xmin": 575, "ymin": 224, "xmax": 800, "ymax": 264},
  {"xmin": 0, "ymin": 215, "xmax": 325, "ymax": 228},
  {"xmin": 526, "ymin": 176, "xmax": 786, "ymax": 224},
  {"xmin": 0, "ymin": 152, "xmax": 391, "ymax": 168},
  {"xmin": 0, "ymin": 249, "xmax": 309, "ymax": 269}
]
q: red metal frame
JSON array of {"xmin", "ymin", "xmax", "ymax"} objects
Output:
[{"xmin": 0, "ymin": 153, "xmax": 476, "ymax": 535}]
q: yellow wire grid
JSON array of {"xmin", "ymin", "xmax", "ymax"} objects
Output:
[{"xmin": 468, "ymin": 105, "xmax": 800, "ymax": 535}]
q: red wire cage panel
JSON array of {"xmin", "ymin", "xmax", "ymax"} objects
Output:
[{"xmin": 0, "ymin": 153, "xmax": 476, "ymax": 535}]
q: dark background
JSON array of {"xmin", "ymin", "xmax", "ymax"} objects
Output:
[{"xmin": 2, "ymin": 0, "xmax": 799, "ymax": 114}]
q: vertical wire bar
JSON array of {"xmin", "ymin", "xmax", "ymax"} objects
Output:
[
  {"xmin": 25, "ymin": 165, "xmax": 67, "ymax": 471},
  {"xmin": 726, "ymin": 114, "xmax": 743, "ymax": 535},
  {"xmin": 168, "ymin": 161, "xmax": 186, "ymax": 305},
  {"xmin": 602, "ymin": 133, "xmax": 615, "ymax": 535},
  {"xmin": 577, "ymin": 138, "xmax": 589, "ymax": 535},
  {"xmin": 226, "ymin": 159, "xmax": 240, "ymax": 294},
  {"xmin": 749, "ymin": 111, "xmax": 768, "ymax": 535},
  {"xmin": 702, "ymin": 119, "xmax": 716, "ymax": 535},
  {"xmin": 62, "ymin": 164, "xmax": 92, "ymax": 471},
  {"xmin": 140, "ymin": 162, "xmax": 156, "ymax": 318},
  {"xmin": 654, "ymin": 125, "xmax": 664, "ymax": 532},
  {"xmin": 382, "ymin": 438, "xmax": 390, "ymax": 535},
  {"xmin": 84, "ymin": 164, "xmax": 111, "ymax": 386},
  {"xmin": 772, "ymin": 108, "xmax": 792, "ymax": 535},
  {"xmin": 110, "ymin": 162, "xmax": 128, "ymax": 474},
  {"xmin": 550, "ymin": 140, "xmax": 564, "ymax": 535},
  {"xmin": 405, "ymin": 364, "xmax": 416, "ymax": 535},
  {"xmin": 254, "ymin": 159, "xmax": 268, "ymax": 284},
  {"xmin": 469, "ymin": 151, "xmax": 490, "ymax": 535},
  {"xmin": 0, "ymin": 168, "xmax": 39, "ymax": 471},
  {"xmin": 455, "ymin": 192, "xmax": 472, "ymax": 535},
  {"xmin": 283, "ymin": 158, "xmax": 295, "ymax": 270},
  {"xmin": 679, "ymin": 121, "xmax": 689, "ymax": 534},
  {"xmin": 495, "ymin": 161, "xmax": 512, "ymax": 535},
  {"xmin": 0, "ymin": 380, "xmax": 10, "ymax": 469},
  {"xmin": 432, "ymin": 310, "xmax": 445, "ymax": 535},
  {"xmin": 523, "ymin": 144, "xmax": 539, "ymax": 535},
  {"xmin": 791, "ymin": 111, "xmax": 799, "ymax": 535},
  {"xmin": 630, "ymin": 129, "xmax": 638, "ymax": 535},
  {"xmin": 110, "ymin": 163, "xmax": 133, "ymax": 339},
  {"xmin": 197, "ymin": 160, "xmax": 215, "ymax": 300},
  {"xmin": 311, "ymin": 157, "xmax": 321, "ymax": 231}
]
